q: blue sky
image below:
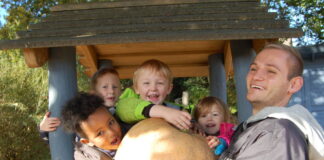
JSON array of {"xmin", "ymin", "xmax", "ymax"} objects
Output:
[{"xmin": 0, "ymin": 2, "xmax": 7, "ymax": 25}]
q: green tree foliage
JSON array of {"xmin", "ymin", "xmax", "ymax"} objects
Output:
[
  {"xmin": 0, "ymin": 49, "xmax": 48, "ymax": 116},
  {"xmin": 183, "ymin": 77, "xmax": 210, "ymax": 105},
  {"xmin": 168, "ymin": 77, "xmax": 237, "ymax": 115},
  {"xmin": 226, "ymin": 77, "xmax": 238, "ymax": 115},
  {"xmin": 262, "ymin": 0, "xmax": 323, "ymax": 45},
  {"xmin": 0, "ymin": 1, "xmax": 96, "ymax": 159},
  {"xmin": 0, "ymin": 49, "xmax": 89, "ymax": 159}
]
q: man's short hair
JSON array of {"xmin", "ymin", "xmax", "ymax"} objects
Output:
[
  {"xmin": 90, "ymin": 67, "xmax": 119, "ymax": 90},
  {"xmin": 133, "ymin": 59, "xmax": 173, "ymax": 88},
  {"xmin": 262, "ymin": 43, "xmax": 304, "ymax": 80},
  {"xmin": 61, "ymin": 92, "xmax": 106, "ymax": 138}
]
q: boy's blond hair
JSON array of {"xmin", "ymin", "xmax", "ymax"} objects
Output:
[
  {"xmin": 133, "ymin": 59, "xmax": 173, "ymax": 89},
  {"xmin": 194, "ymin": 96, "xmax": 231, "ymax": 123}
]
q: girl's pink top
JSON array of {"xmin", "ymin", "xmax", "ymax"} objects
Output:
[{"xmin": 217, "ymin": 123, "xmax": 235, "ymax": 145}]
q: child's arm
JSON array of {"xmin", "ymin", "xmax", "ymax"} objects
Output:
[
  {"xmin": 214, "ymin": 138, "xmax": 227, "ymax": 155},
  {"xmin": 116, "ymin": 98, "xmax": 191, "ymax": 130},
  {"xmin": 38, "ymin": 112, "xmax": 61, "ymax": 143},
  {"xmin": 116, "ymin": 95, "xmax": 151, "ymax": 123},
  {"xmin": 39, "ymin": 112, "xmax": 61, "ymax": 132},
  {"xmin": 206, "ymin": 136, "xmax": 227, "ymax": 155},
  {"xmin": 116, "ymin": 88, "xmax": 191, "ymax": 129},
  {"xmin": 116, "ymin": 88, "xmax": 159, "ymax": 123},
  {"xmin": 149, "ymin": 105, "xmax": 191, "ymax": 130},
  {"xmin": 212, "ymin": 123, "xmax": 235, "ymax": 155}
]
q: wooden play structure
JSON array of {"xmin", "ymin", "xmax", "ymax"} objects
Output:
[{"xmin": 0, "ymin": 0, "xmax": 301, "ymax": 159}]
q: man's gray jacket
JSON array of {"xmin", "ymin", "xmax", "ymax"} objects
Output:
[{"xmin": 220, "ymin": 105, "xmax": 324, "ymax": 160}]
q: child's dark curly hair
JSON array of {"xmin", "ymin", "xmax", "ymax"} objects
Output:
[{"xmin": 61, "ymin": 92, "xmax": 105, "ymax": 138}]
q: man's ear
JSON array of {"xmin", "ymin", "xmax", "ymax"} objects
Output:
[{"xmin": 288, "ymin": 76, "xmax": 304, "ymax": 94}]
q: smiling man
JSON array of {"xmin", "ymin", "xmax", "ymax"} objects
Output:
[{"xmin": 220, "ymin": 43, "xmax": 324, "ymax": 160}]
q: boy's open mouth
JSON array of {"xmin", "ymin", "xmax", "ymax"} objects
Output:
[
  {"xmin": 148, "ymin": 94, "xmax": 159, "ymax": 101},
  {"xmin": 106, "ymin": 97, "xmax": 115, "ymax": 101}
]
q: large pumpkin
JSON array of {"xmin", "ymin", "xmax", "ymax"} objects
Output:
[{"xmin": 115, "ymin": 118, "xmax": 215, "ymax": 160}]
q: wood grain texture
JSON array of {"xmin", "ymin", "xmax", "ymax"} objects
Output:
[{"xmin": 23, "ymin": 48, "xmax": 48, "ymax": 68}]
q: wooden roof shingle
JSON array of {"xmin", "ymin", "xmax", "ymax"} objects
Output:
[
  {"xmin": 0, "ymin": 0, "xmax": 302, "ymax": 49},
  {"xmin": 0, "ymin": 0, "xmax": 302, "ymax": 78}
]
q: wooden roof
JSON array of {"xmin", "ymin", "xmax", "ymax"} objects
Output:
[{"xmin": 0, "ymin": 0, "xmax": 302, "ymax": 79}]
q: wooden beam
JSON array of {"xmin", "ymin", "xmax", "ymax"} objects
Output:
[
  {"xmin": 99, "ymin": 51, "xmax": 216, "ymax": 67},
  {"xmin": 116, "ymin": 64, "xmax": 209, "ymax": 79},
  {"xmin": 76, "ymin": 45, "xmax": 98, "ymax": 77},
  {"xmin": 95, "ymin": 40, "xmax": 225, "ymax": 55},
  {"xmin": 171, "ymin": 65, "xmax": 209, "ymax": 77},
  {"xmin": 224, "ymin": 41, "xmax": 234, "ymax": 79},
  {"xmin": 83, "ymin": 68, "xmax": 93, "ymax": 77},
  {"xmin": 23, "ymin": 48, "xmax": 49, "ymax": 68},
  {"xmin": 252, "ymin": 39, "xmax": 278, "ymax": 53}
]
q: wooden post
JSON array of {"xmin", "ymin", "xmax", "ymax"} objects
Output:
[
  {"xmin": 48, "ymin": 47, "xmax": 77, "ymax": 160},
  {"xmin": 230, "ymin": 40, "xmax": 255, "ymax": 122},
  {"xmin": 208, "ymin": 54, "xmax": 227, "ymax": 104}
]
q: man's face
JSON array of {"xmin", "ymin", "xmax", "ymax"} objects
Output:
[
  {"xmin": 95, "ymin": 73, "xmax": 121, "ymax": 107},
  {"xmin": 80, "ymin": 107, "xmax": 122, "ymax": 150},
  {"xmin": 246, "ymin": 48, "xmax": 293, "ymax": 109},
  {"xmin": 134, "ymin": 70, "xmax": 172, "ymax": 105}
]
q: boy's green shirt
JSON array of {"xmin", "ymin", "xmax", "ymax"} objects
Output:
[
  {"xmin": 116, "ymin": 88, "xmax": 151, "ymax": 123},
  {"xmin": 116, "ymin": 88, "xmax": 192, "ymax": 124}
]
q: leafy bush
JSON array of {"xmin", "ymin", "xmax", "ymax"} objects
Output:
[
  {"xmin": 0, "ymin": 50, "xmax": 91, "ymax": 159},
  {"xmin": 0, "ymin": 103, "xmax": 50, "ymax": 160},
  {"xmin": 0, "ymin": 50, "xmax": 48, "ymax": 118},
  {"xmin": 184, "ymin": 77, "xmax": 210, "ymax": 105}
]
